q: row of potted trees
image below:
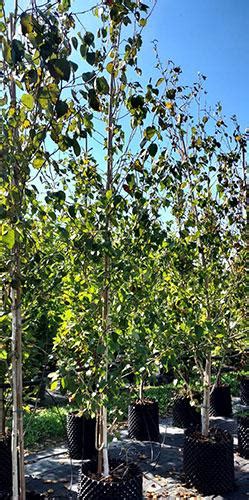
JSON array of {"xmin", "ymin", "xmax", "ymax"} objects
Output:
[
  {"xmin": 1, "ymin": 0, "xmax": 246, "ymax": 498},
  {"xmin": 64, "ymin": 372, "xmax": 248, "ymax": 497}
]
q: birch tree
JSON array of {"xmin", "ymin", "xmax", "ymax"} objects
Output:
[
  {"xmin": 2, "ymin": 0, "xmax": 81, "ymax": 495},
  {"xmin": 151, "ymin": 60, "xmax": 246, "ymax": 436}
]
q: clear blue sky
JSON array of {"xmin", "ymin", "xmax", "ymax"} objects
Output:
[{"xmin": 139, "ymin": 0, "xmax": 249, "ymax": 132}]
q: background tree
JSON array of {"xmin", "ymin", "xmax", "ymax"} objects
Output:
[{"xmin": 149, "ymin": 59, "xmax": 246, "ymax": 435}]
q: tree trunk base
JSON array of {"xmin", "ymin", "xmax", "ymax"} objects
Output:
[{"xmin": 78, "ymin": 460, "xmax": 143, "ymax": 500}]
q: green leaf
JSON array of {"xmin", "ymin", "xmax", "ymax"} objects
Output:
[
  {"xmin": 11, "ymin": 39, "xmax": 25, "ymax": 64},
  {"xmin": 148, "ymin": 143, "xmax": 158, "ymax": 157},
  {"xmin": 3, "ymin": 228, "xmax": 15, "ymax": 249},
  {"xmin": 84, "ymin": 31, "xmax": 94, "ymax": 46},
  {"xmin": 144, "ymin": 126, "xmax": 156, "ymax": 140},
  {"xmin": 86, "ymin": 52, "xmax": 96, "ymax": 66},
  {"xmin": 88, "ymin": 89, "xmax": 101, "ymax": 111},
  {"xmin": 128, "ymin": 94, "xmax": 144, "ymax": 109},
  {"xmin": 166, "ymin": 88, "xmax": 176, "ymax": 100},
  {"xmin": 55, "ymin": 100, "xmax": 68, "ymax": 118},
  {"xmin": 82, "ymin": 71, "xmax": 95, "ymax": 83},
  {"xmin": 72, "ymin": 138, "xmax": 81, "ymax": 156},
  {"xmin": 48, "ymin": 59, "xmax": 71, "ymax": 82},
  {"xmin": 68, "ymin": 205, "xmax": 76, "ymax": 218},
  {"xmin": 96, "ymin": 76, "xmax": 109, "ymax": 95},
  {"xmin": 156, "ymin": 77, "xmax": 164, "ymax": 87},
  {"xmin": 80, "ymin": 43, "xmax": 87, "ymax": 58},
  {"xmin": 54, "ymin": 190, "xmax": 66, "ymax": 201},
  {"xmin": 20, "ymin": 13, "xmax": 34, "ymax": 35},
  {"xmin": 71, "ymin": 36, "xmax": 78, "ymax": 49},
  {"xmin": 195, "ymin": 325, "xmax": 204, "ymax": 336},
  {"xmin": 21, "ymin": 93, "xmax": 34, "ymax": 110}
]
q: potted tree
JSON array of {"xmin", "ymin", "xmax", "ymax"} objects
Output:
[
  {"xmin": 152, "ymin": 61, "xmax": 245, "ymax": 495},
  {"xmin": 2, "ymin": 0, "xmax": 90, "ymax": 496},
  {"xmin": 52, "ymin": 0, "xmax": 166, "ymax": 497}
]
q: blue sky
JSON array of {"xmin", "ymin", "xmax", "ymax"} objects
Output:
[
  {"xmin": 138, "ymin": 0, "xmax": 249, "ymax": 132},
  {"xmin": 16, "ymin": 0, "xmax": 248, "ymax": 193}
]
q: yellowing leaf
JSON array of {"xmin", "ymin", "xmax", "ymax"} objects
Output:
[
  {"xmin": 23, "ymin": 119, "xmax": 31, "ymax": 128},
  {"xmin": 165, "ymin": 101, "xmax": 173, "ymax": 109},
  {"xmin": 21, "ymin": 93, "xmax": 34, "ymax": 110},
  {"xmin": 33, "ymin": 156, "xmax": 44, "ymax": 169}
]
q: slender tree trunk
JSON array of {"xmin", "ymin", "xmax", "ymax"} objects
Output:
[
  {"xmin": 139, "ymin": 378, "xmax": 144, "ymax": 401},
  {"xmin": 11, "ymin": 272, "xmax": 26, "ymax": 499},
  {"xmin": 179, "ymin": 143, "xmax": 213, "ymax": 437},
  {"xmin": 97, "ymin": 26, "xmax": 118, "ymax": 477},
  {"xmin": 201, "ymin": 353, "xmax": 211, "ymax": 437},
  {"xmin": 9, "ymin": 5, "xmax": 26, "ymax": 497}
]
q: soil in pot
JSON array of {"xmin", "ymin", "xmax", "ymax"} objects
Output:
[
  {"xmin": 0, "ymin": 435, "xmax": 12, "ymax": 497},
  {"xmin": 240, "ymin": 377, "xmax": 249, "ymax": 406},
  {"xmin": 128, "ymin": 399, "xmax": 160, "ymax": 442},
  {"xmin": 183, "ymin": 427, "xmax": 234, "ymax": 495},
  {"xmin": 237, "ymin": 414, "xmax": 249, "ymax": 459},
  {"xmin": 67, "ymin": 412, "xmax": 96, "ymax": 460},
  {"xmin": 78, "ymin": 460, "xmax": 143, "ymax": 500},
  {"xmin": 172, "ymin": 396, "xmax": 201, "ymax": 429},
  {"xmin": 209, "ymin": 384, "xmax": 232, "ymax": 417}
]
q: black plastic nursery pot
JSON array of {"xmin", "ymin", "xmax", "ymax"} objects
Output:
[
  {"xmin": 0, "ymin": 435, "xmax": 12, "ymax": 498},
  {"xmin": 26, "ymin": 493, "xmax": 45, "ymax": 499},
  {"xmin": 237, "ymin": 414, "xmax": 249, "ymax": 459},
  {"xmin": 172, "ymin": 397, "xmax": 201, "ymax": 429},
  {"xmin": 183, "ymin": 427, "xmax": 234, "ymax": 495},
  {"xmin": 78, "ymin": 460, "xmax": 143, "ymax": 500},
  {"xmin": 240, "ymin": 377, "xmax": 249, "ymax": 406},
  {"xmin": 209, "ymin": 385, "xmax": 232, "ymax": 417},
  {"xmin": 67, "ymin": 412, "xmax": 96, "ymax": 460},
  {"xmin": 128, "ymin": 400, "xmax": 160, "ymax": 442}
]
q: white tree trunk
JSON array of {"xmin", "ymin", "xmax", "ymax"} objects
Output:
[
  {"xmin": 201, "ymin": 353, "xmax": 211, "ymax": 437},
  {"xmin": 98, "ymin": 23, "xmax": 120, "ymax": 478},
  {"xmin": 102, "ymin": 407, "xmax": 109, "ymax": 477},
  {"xmin": 11, "ymin": 278, "xmax": 26, "ymax": 500},
  {"xmin": 9, "ymin": 6, "xmax": 26, "ymax": 497}
]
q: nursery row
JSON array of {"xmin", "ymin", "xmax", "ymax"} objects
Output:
[
  {"xmin": 1, "ymin": 0, "xmax": 246, "ymax": 498},
  {"xmin": 1, "ymin": 375, "xmax": 248, "ymax": 498}
]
